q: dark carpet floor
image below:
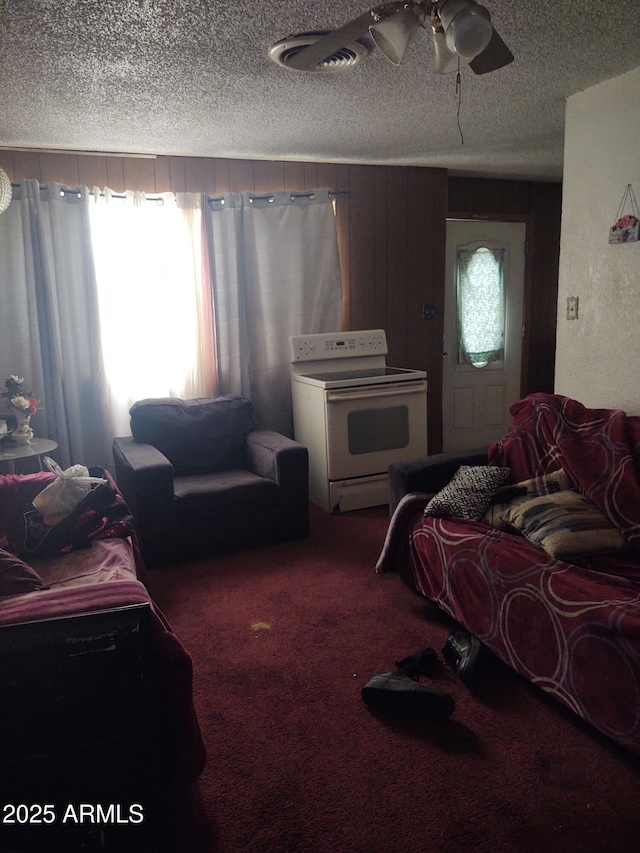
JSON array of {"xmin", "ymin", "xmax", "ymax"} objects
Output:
[{"xmin": 145, "ymin": 503, "xmax": 640, "ymax": 853}]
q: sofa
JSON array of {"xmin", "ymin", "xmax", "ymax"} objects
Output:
[
  {"xmin": 378, "ymin": 393, "xmax": 640, "ymax": 755},
  {"xmin": 113, "ymin": 395, "xmax": 309, "ymax": 567},
  {"xmin": 0, "ymin": 470, "xmax": 207, "ymax": 799}
]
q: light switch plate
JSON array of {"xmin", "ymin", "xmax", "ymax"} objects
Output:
[{"xmin": 566, "ymin": 296, "xmax": 579, "ymax": 320}]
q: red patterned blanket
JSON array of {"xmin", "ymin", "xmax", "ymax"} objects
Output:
[
  {"xmin": 378, "ymin": 394, "xmax": 640, "ymax": 753},
  {"xmin": 490, "ymin": 393, "xmax": 640, "ymax": 549},
  {"xmin": 0, "ymin": 471, "xmax": 206, "ymax": 780}
]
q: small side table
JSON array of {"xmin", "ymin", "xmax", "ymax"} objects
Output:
[{"xmin": 0, "ymin": 438, "xmax": 59, "ymax": 474}]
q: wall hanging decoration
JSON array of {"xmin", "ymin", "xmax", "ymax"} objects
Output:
[{"xmin": 609, "ymin": 184, "xmax": 639, "ymax": 244}]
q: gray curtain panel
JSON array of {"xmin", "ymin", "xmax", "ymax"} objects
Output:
[
  {"xmin": 206, "ymin": 189, "xmax": 342, "ymax": 437},
  {"xmin": 0, "ymin": 181, "xmax": 112, "ymax": 469}
]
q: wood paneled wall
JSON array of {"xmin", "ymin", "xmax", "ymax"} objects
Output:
[{"xmin": 0, "ymin": 151, "xmax": 561, "ymax": 453}]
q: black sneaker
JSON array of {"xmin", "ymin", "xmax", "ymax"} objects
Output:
[
  {"xmin": 394, "ymin": 646, "xmax": 439, "ymax": 678},
  {"xmin": 361, "ymin": 671, "xmax": 455, "ymax": 719},
  {"xmin": 441, "ymin": 630, "xmax": 482, "ymax": 686}
]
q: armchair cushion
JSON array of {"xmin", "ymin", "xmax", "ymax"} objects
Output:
[
  {"xmin": 174, "ymin": 471, "xmax": 280, "ymax": 519},
  {"xmin": 129, "ymin": 396, "xmax": 255, "ymax": 476}
]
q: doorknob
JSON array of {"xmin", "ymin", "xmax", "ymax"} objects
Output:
[{"xmin": 443, "ymin": 352, "xmax": 449, "ymax": 359}]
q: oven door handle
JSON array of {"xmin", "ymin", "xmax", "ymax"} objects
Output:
[{"xmin": 326, "ymin": 382, "xmax": 426, "ymax": 403}]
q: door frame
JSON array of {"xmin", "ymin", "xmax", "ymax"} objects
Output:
[{"xmin": 445, "ymin": 212, "xmax": 535, "ymax": 442}]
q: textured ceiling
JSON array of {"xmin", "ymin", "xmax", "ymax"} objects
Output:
[{"xmin": 0, "ymin": 0, "xmax": 639, "ymax": 181}]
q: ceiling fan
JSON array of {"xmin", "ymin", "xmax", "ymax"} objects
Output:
[{"xmin": 269, "ymin": 0, "xmax": 513, "ymax": 75}]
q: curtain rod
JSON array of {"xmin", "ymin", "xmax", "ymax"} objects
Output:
[
  {"xmin": 10, "ymin": 183, "xmax": 349, "ymax": 203},
  {"xmin": 207, "ymin": 189, "xmax": 349, "ymax": 204},
  {"xmin": 10, "ymin": 183, "xmax": 168, "ymax": 202}
]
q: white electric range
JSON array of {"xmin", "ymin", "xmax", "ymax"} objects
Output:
[{"xmin": 290, "ymin": 330, "xmax": 427, "ymax": 513}]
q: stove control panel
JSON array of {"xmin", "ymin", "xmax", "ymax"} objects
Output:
[{"xmin": 290, "ymin": 330, "xmax": 387, "ymax": 361}]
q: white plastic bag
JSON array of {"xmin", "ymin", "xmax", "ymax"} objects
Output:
[{"xmin": 32, "ymin": 457, "xmax": 107, "ymax": 526}]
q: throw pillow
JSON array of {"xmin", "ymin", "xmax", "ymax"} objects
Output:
[
  {"xmin": 482, "ymin": 468, "xmax": 570, "ymax": 530},
  {"xmin": 501, "ymin": 489, "xmax": 627, "ymax": 561},
  {"xmin": 424, "ymin": 465, "xmax": 511, "ymax": 521},
  {"xmin": 0, "ymin": 547, "xmax": 46, "ymax": 595}
]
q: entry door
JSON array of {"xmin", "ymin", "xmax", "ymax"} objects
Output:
[{"xmin": 442, "ymin": 219, "xmax": 526, "ymax": 452}]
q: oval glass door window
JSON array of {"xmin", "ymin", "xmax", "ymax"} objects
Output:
[{"xmin": 456, "ymin": 245, "xmax": 505, "ymax": 368}]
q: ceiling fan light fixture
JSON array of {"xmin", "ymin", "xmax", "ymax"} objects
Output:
[
  {"xmin": 438, "ymin": 0, "xmax": 492, "ymax": 60},
  {"xmin": 431, "ymin": 30, "xmax": 471, "ymax": 74},
  {"xmin": 369, "ymin": 4, "xmax": 423, "ymax": 65}
]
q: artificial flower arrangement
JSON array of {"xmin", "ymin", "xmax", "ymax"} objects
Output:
[
  {"xmin": 2, "ymin": 375, "xmax": 40, "ymax": 414},
  {"xmin": 1, "ymin": 375, "xmax": 41, "ymax": 444}
]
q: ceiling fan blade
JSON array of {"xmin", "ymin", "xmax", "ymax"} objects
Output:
[
  {"xmin": 284, "ymin": 11, "xmax": 376, "ymax": 71},
  {"xmin": 469, "ymin": 27, "xmax": 514, "ymax": 74}
]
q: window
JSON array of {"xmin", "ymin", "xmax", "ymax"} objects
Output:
[
  {"xmin": 89, "ymin": 192, "xmax": 213, "ymax": 437},
  {"xmin": 456, "ymin": 245, "xmax": 505, "ymax": 368}
]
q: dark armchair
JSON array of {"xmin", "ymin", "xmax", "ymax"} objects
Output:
[{"xmin": 113, "ymin": 396, "xmax": 309, "ymax": 567}]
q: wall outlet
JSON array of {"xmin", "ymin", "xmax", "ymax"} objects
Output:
[{"xmin": 566, "ymin": 296, "xmax": 579, "ymax": 320}]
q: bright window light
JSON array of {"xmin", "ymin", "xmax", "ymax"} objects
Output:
[
  {"xmin": 89, "ymin": 193, "xmax": 205, "ymax": 436},
  {"xmin": 457, "ymin": 245, "xmax": 505, "ymax": 367}
]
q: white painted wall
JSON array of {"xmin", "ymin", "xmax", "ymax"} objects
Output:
[{"xmin": 554, "ymin": 66, "xmax": 640, "ymax": 413}]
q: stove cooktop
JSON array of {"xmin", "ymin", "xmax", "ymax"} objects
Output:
[
  {"xmin": 293, "ymin": 365, "xmax": 426, "ymax": 389},
  {"xmin": 301, "ymin": 367, "xmax": 413, "ymax": 382}
]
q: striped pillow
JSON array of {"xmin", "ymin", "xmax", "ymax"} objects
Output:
[
  {"xmin": 501, "ymin": 489, "xmax": 627, "ymax": 560},
  {"xmin": 482, "ymin": 468, "xmax": 570, "ymax": 531}
]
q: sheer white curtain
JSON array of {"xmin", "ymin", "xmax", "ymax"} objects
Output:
[
  {"xmin": 207, "ymin": 189, "xmax": 342, "ymax": 436},
  {"xmin": 89, "ymin": 190, "xmax": 216, "ymax": 438},
  {"xmin": 0, "ymin": 181, "xmax": 112, "ymax": 468},
  {"xmin": 457, "ymin": 246, "xmax": 505, "ymax": 366}
]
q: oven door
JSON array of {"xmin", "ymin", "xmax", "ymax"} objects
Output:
[{"xmin": 324, "ymin": 380, "xmax": 427, "ymax": 480}]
